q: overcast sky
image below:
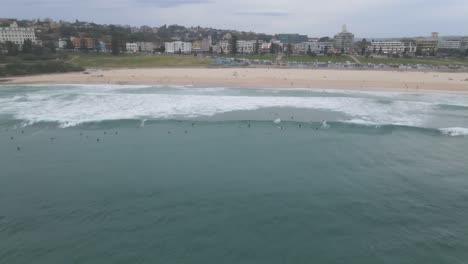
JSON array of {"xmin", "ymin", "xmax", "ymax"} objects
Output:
[{"xmin": 2, "ymin": 0, "xmax": 468, "ymax": 38}]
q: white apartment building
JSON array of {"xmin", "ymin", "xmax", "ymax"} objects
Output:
[
  {"xmin": 58, "ymin": 38, "xmax": 67, "ymax": 49},
  {"xmin": 218, "ymin": 40, "xmax": 230, "ymax": 54},
  {"xmin": 317, "ymin": 42, "xmax": 334, "ymax": 54},
  {"xmin": 126, "ymin": 43, "xmax": 138, "ymax": 53},
  {"xmin": 165, "ymin": 41, "xmax": 192, "ymax": 54},
  {"xmin": 371, "ymin": 41, "xmax": 406, "ymax": 54},
  {"xmin": 237, "ymin": 40, "xmax": 263, "ymax": 54},
  {"xmin": 137, "ymin": 42, "xmax": 157, "ymax": 53},
  {"xmin": 0, "ymin": 21, "xmax": 37, "ymax": 46},
  {"xmin": 292, "ymin": 41, "xmax": 320, "ymax": 54},
  {"xmin": 437, "ymin": 40, "xmax": 461, "ymax": 50}
]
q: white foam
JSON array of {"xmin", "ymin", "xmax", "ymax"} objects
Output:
[
  {"xmin": 439, "ymin": 127, "xmax": 468, "ymax": 137},
  {"xmin": 0, "ymin": 84, "xmax": 464, "ymax": 128}
]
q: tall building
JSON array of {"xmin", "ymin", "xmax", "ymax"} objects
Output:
[
  {"xmin": 165, "ymin": 41, "xmax": 192, "ymax": 54},
  {"xmin": 334, "ymin": 25, "xmax": 354, "ymax": 53},
  {"xmin": 0, "ymin": 21, "xmax": 37, "ymax": 46}
]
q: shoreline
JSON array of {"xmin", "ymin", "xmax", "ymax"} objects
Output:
[{"xmin": 1, "ymin": 67, "xmax": 468, "ymax": 93}]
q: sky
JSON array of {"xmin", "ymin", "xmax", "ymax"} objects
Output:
[{"xmin": 2, "ymin": 0, "xmax": 468, "ymax": 38}]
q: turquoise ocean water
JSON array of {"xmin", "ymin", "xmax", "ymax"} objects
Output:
[{"xmin": 1, "ymin": 84, "xmax": 468, "ymax": 263}]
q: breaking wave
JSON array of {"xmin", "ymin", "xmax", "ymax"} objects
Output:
[{"xmin": 0, "ymin": 84, "xmax": 467, "ymax": 133}]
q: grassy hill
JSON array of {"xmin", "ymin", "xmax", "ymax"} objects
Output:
[{"xmin": 67, "ymin": 53, "xmax": 213, "ymax": 68}]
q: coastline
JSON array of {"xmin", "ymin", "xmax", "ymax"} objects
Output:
[{"xmin": 1, "ymin": 67, "xmax": 468, "ymax": 93}]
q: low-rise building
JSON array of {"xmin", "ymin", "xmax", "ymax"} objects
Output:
[
  {"xmin": 462, "ymin": 37, "xmax": 468, "ymax": 50},
  {"xmin": 71, "ymin": 37, "xmax": 94, "ymax": 50},
  {"xmin": 318, "ymin": 42, "xmax": 334, "ymax": 54},
  {"xmin": 137, "ymin": 42, "xmax": 156, "ymax": 53},
  {"xmin": 292, "ymin": 41, "xmax": 320, "ymax": 54},
  {"xmin": 0, "ymin": 21, "xmax": 37, "ymax": 46},
  {"xmin": 126, "ymin": 43, "xmax": 138, "ymax": 53},
  {"xmin": 370, "ymin": 41, "xmax": 406, "ymax": 54},
  {"xmin": 437, "ymin": 40, "xmax": 461, "ymax": 50},
  {"xmin": 165, "ymin": 41, "xmax": 192, "ymax": 54},
  {"xmin": 218, "ymin": 40, "xmax": 230, "ymax": 54},
  {"xmin": 236, "ymin": 40, "xmax": 263, "ymax": 54},
  {"xmin": 58, "ymin": 38, "xmax": 68, "ymax": 50},
  {"xmin": 201, "ymin": 36, "xmax": 213, "ymax": 52}
]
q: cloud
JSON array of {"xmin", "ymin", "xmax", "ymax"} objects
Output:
[
  {"xmin": 1, "ymin": 0, "xmax": 467, "ymax": 37},
  {"xmin": 136, "ymin": 0, "xmax": 211, "ymax": 8},
  {"xmin": 234, "ymin": 10, "xmax": 290, "ymax": 17}
]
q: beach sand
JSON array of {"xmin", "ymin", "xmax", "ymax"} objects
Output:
[{"xmin": 2, "ymin": 68, "xmax": 468, "ymax": 92}]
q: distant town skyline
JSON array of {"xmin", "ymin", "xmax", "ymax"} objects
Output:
[{"xmin": 2, "ymin": 0, "xmax": 468, "ymax": 38}]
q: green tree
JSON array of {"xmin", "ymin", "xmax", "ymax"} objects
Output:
[
  {"xmin": 254, "ymin": 40, "xmax": 260, "ymax": 54},
  {"xmin": 286, "ymin": 43, "xmax": 293, "ymax": 56},
  {"xmin": 22, "ymin": 39, "xmax": 33, "ymax": 54},
  {"xmin": 378, "ymin": 46, "xmax": 383, "ymax": 55},
  {"xmin": 5, "ymin": 41, "xmax": 19, "ymax": 56},
  {"xmin": 324, "ymin": 46, "xmax": 329, "ymax": 55},
  {"xmin": 32, "ymin": 45, "xmax": 45, "ymax": 56},
  {"xmin": 359, "ymin": 38, "xmax": 368, "ymax": 55},
  {"xmin": 415, "ymin": 46, "xmax": 422, "ymax": 56},
  {"xmin": 465, "ymin": 48, "xmax": 468, "ymax": 57},
  {"xmin": 111, "ymin": 32, "xmax": 124, "ymax": 55},
  {"xmin": 230, "ymin": 35, "xmax": 238, "ymax": 55},
  {"xmin": 65, "ymin": 39, "xmax": 75, "ymax": 50},
  {"xmin": 209, "ymin": 46, "xmax": 213, "ymax": 54},
  {"xmin": 220, "ymin": 47, "xmax": 224, "ymax": 55},
  {"xmin": 80, "ymin": 38, "xmax": 88, "ymax": 52},
  {"xmin": 46, "ymin": 41, "xmax": 56, "ymax": 53},
  {"xmin": 94, "ymin": 39, "xmax": 101, "ymax": 53},
  {"xmin": 307, "ymin": 45, "xmax": 312, "ymax": 56},
  {"xmin": 269, "ymin": 43, "xmax": 276, "ymax": 54}
]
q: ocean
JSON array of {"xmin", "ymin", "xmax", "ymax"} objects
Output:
[{"xmin": 1, "ymin": 84, "xmax": 468, "ymax": 263}]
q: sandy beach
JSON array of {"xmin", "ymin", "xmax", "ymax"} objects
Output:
[{"xmin": 2, "ymin": 68, "xmax": 468, "ymax": 92}]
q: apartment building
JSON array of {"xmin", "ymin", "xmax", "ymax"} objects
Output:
[
  {"xmin": 370, "ymin": 41, "xmax": 406, "ymax": 54},
  {"xmin": 201, "ymin": 36, "xmax": 212, "ymax": 52},
  {"xmin": 437, "ymin": 40, "xmax": 462, "ymax": 50},
  {"xmin": 292, "ymin": 41, "xmax": 320, "ymax": 54},
  {"xmin": 165, "ymin": 41, "xmax": 192, "ymax": 54},
  {"xmin": 0, "ymin": 21, "xmax": 37, "ymax": 46},
  {"xmin": 415, "ymin": 32, "xmax": 439, "ymax": 54},
  {"xmin": 137, "ymin": 42, "xmax": 157, "ymax": 53},
  {"xmin": 236, "ymin": 40, "xmax": 263, "ymax": 54},
  {"xmin": 334, "ymin": 25, "xmax": 354, "ymax": 52},
  {"xmin": 126, "ymin": 43, "xmax": 138, "ymax": 53},
  {"xmin": 71, "ymin": 37, "xmax": 94, "ymax": 50},
  {"xmin": 218, "ymin": 40, "xmax": 230, "ymax": 54}
]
